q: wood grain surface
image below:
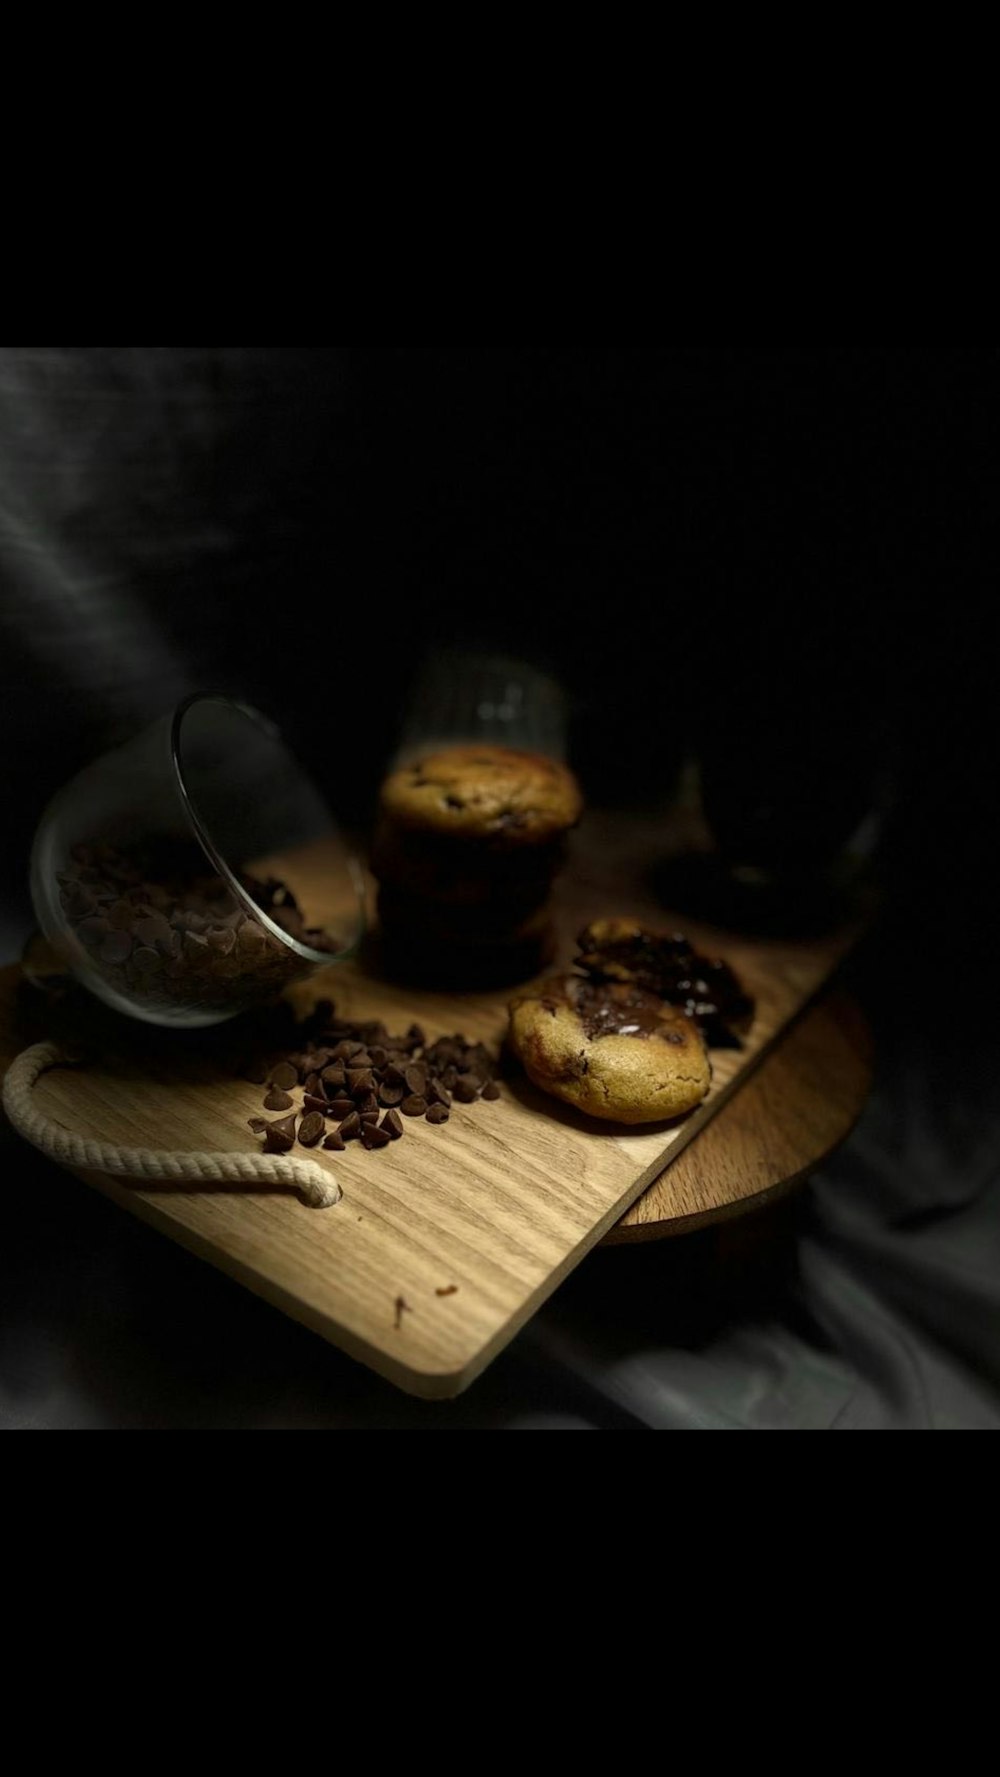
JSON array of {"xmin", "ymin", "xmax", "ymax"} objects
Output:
[
  {"xmin": 0, "ymin": 819, "xmax": 863, "ymax": 1396},
  {"xmin": 606, "ymin": 988, "xmax": 872, "ymax": 1241}
]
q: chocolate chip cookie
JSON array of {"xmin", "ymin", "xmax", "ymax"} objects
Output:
[
  {"xmin": 508, "ymin": 975, "xmax": 712, "ymax": 1125},
  {"xmin": 379, "ymin": 745, "xmax": 582, "ymax": 843},
  {"xmin": 373, "ymin": 745, "xmax": 583, "ymax": 987}
]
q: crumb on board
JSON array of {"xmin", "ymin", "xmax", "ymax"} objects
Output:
[
  {"xmin": 394, "ymin": 1295, "xmax": 411, "ymax": 1331},
  {"xmin": 435, "ymin": 1286, "xmax": 459, "ymax": 1298}
]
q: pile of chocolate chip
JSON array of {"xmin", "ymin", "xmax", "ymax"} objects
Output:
[
  {"xmin": 242, "ymin": 1000, "xmax": 501, "ymax": 1155},
  {"xmin": 58, "ymin": 842, "xmax": 337, "ymax": 1014}
]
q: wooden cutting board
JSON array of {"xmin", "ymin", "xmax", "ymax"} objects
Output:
[{"xmin": 1, "ymin": 819, "xmax": 859, "ymax": 1396}]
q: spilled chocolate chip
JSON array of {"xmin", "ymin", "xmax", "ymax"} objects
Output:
[
  {"xmin": 238, "ymin": 1001, "xmax": 500, "ymax": 1163},
  {"xmin": 298, "ymin": 1111, "xmax": 326, "ymax": 1148},
  {"xmin": 264, "ymin": 1087, "xmax": 294, "ymax": 1112},
  {"xmin": 263, "ymin": 1114, "xmax": 297, "ymax": 1154},
  {"xmin": 323, "ymin": 1131, "xmax": 345, "ymax": 1151},
  {"xmin": 381, "ymin": 1108, "xmax": 404, "ymax": 1141}
]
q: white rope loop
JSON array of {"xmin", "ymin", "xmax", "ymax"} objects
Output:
[{"xmin": 2, "ymin": 1041, "xmax": 341, "ymax": 1210}]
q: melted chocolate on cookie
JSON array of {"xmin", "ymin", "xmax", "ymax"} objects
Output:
[
  {"xmin": 575, "ymin": 923, "xmax": 755, "ymax": 1048},
  {"xmin": 556, "ymin": 977, "xmax": 674, "ymax": 1041}
]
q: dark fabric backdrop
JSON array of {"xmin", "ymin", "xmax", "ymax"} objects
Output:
[
  {"xmin": 1, "ymin": 347, "xmax": 996, "ymax": 1428},
  {"xmin": 2, "ymin": 347, "xmax": 993, "ymax": 922}
]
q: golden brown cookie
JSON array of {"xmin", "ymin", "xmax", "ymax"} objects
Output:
[
  {"xmin": 508, "ymin": 975, "xmax": 711, "ymax": 1125},
  {"xmin": 379, "ymin": 746, "xmax": 583, "ymax": 845}
]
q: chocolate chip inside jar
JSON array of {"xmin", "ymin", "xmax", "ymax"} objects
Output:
[
  {"xmin": 574, "ymin": 919, "xmax": 755, "ymax": 1047},
  {"xmin": 57, "ymin": 841, "xmax": 339, "ymax": 1016}
]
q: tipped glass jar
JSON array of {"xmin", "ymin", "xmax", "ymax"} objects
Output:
[{"xmin": 30, "ymin": 695, "xmax": 366, "ymax": 1027}]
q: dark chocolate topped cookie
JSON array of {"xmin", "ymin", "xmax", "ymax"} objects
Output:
[
  {"xmin": 508, "ymin": 974, "xmax": 711, "ymax": 1125},
  {"xmin": 575, "ymin": 918, "xmax": 755, "ymax": 1048}
]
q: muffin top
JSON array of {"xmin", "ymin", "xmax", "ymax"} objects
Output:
[{"xmin": 380, "ymin": 745, "xmax": 583, "ymax": 844}]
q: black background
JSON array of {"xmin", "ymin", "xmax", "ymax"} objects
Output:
[
  {"xmin": 1, "ymin": 347, "xmax": 997, "ymax": 1429},
  {"xmin": 1, "ymin": 346, "xmax": 995, "ymax": 972}
]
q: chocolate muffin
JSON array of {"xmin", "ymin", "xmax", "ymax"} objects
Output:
[{"xmin": 373, "ymin": 745, "xmax": 582, "ymax": 985}]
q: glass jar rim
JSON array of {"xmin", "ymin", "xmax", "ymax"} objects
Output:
[{"xmin": 170, "ymin": 693, "xmax": 364, "ymax": 964}]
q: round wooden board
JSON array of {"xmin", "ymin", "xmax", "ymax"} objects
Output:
[{"xmin": 602, "ymin": 988, "xmax": 873, "ymax": 1243}]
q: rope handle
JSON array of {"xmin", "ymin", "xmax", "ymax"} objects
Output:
[{"xmin": 2, "ymin": 1042, "xmax": 341, "ymax": 1210}]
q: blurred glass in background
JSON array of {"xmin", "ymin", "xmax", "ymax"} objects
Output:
[{"xmin": 395, "ymin": 650, "xmax": 569, "ymax": 762}]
